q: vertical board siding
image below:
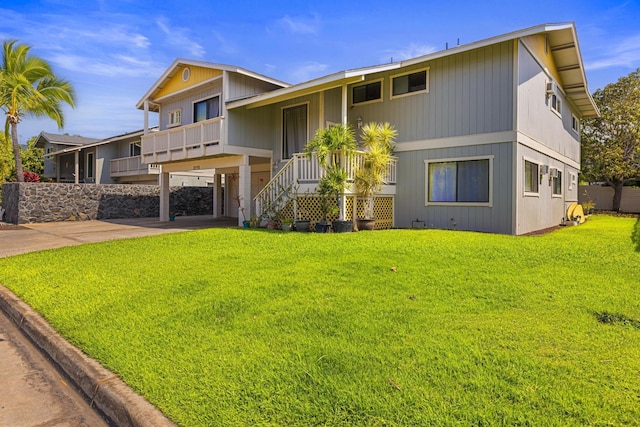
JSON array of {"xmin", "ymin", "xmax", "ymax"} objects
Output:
[
  {"xmin": 228, "ymin": 73, "xmax": 285, "ymax": 101},
  {"xmin": 395, "ymin": 142, "xmax": 514, "ymax": 234},
  {"xmin": 159, "ymin": 83, "xmax": 222, "ymax": 130},
  {"xmin": 349, "ymin": 41, "xmax": 514, "ymax": 143}
]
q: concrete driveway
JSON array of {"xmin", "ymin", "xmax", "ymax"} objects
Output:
[
  {"xmin": 0, "ymin": 215, "xmax": 235, "ymax": 425},
  {"xmin": 0, "ymin": 215, "xmax": 236, "ymax": 258}
]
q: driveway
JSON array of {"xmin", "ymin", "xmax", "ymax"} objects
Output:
[{"xmin": 0, "ymin": 215, "xmax": 236, "ymax": 258}]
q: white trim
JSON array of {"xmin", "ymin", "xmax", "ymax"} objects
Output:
[
  {"xmin": 153, "ymin": 75, "xmax": 223, "ymax": 104},
  {"xmin": 395, "ymin": 131, "xmax": 515, "ymax": 152},
  {"xmin": 182, "ymin": 67, "xmax": 190, "ymax": 82},
  {"xmin": 552, "ymin": 169, "xmax": 563, "ymax": 197},
  {"xmin": 351, "ymin": 78, "xmax": 384, "ymax": 106},
  {"xmin": 281, "ymin": 101, "xmax": 309, "ymax": 160},
  {"xmin": 523, "ymin": 157, "xmax": 540, "ymax": 197},
  {"xmin": 390, "ymin": 67, "xmax": 429, "ymax": 100},
  {"xmin": 550, "ymin": 93, "xmax": 562, "ymax": 117},
  {"xmin": 424, "ymin": 155, "xmax": 494, "ymax": 207},
  {"xmin": 517, "ymin": 131, "xmax": 580, "ymax": 169},
  {"xmin": 571, "ymin": 114, "xmax": 580, "ymax": 134}
]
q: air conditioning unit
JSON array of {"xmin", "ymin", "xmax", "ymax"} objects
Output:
[
  {"xmin": 550, "ymin": 168, "xmax": 558, "ymax": 178},
  {"xmin": 546, "ymin": 81, "xmax": 557, "ymax": 96}
]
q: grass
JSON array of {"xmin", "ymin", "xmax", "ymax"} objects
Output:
[{"xmin": 1, "ymin": 214, "xmax": 639, "ymax": 426}]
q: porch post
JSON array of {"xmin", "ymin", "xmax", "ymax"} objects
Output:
[
  {"xmin": 238, "ymin": 156, "xmax": 251, "ymax": 226},
  {"xmin": 74, "ymin": 151, "xmax": 79, "ymax": 184},
  {"xmin": 341, "ymin": 83, "xmax": 348, "ymax": 125},
  {"xmin": 56, "ymin": 155, "xmax": 60, "ymax": 182},
  {"xmin": 159, "ymin": 171, "xmax": 170, "ymax": 221},
  {"xmin": 213, "ymin": 173, "xmax": 222, "ymax": 218},
  {"xmin": 143, "ymin": 100, "xmax": 149, "ymax": 134}
]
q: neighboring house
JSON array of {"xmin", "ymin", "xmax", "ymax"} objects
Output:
[
  {"xmin": 35, "ymin": 133, "xmax": 100, "ymax": 181},
  {"xmin": 139, "ymin": 22, "xmax": 598, "ymax": 234}
]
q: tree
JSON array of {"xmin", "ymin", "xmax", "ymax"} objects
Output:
[
  {"xmin": 20, "ymin": 136, "xmax": 44, "ymax": 177},
  {"xmin": 0, "ymin": 40, "xmax": 76, "ymax": 182},
  {"xmin": 0, "ymin": 131, "xmax": 12, "ymax": 181},
  {"xmin": 581, "ymin": 68, "xmax": 640, "ymax": 211}
]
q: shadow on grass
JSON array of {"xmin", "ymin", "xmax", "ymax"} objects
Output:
[{"xmin": 632, "ymin": 218, "xmax": 640, "ymax": 252}]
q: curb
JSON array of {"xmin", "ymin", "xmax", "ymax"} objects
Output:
[{"xmin": 0, "ymin": 284, "xmax": 176, "ymax": 427}]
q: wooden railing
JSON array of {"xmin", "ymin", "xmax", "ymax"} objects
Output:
[
  {"xmin": 255, "ymin": 151, "xmax": 397, "ymax": 217},
  {"xmin": 110, "ymin": 155, "xmax": 160, "ymax": 176},
  {"xmin": 141, "ymin": 117, "xmax": 223, "ymax": 164}
]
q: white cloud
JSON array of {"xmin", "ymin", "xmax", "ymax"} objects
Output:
[
  {"xmin": 381, "ymin": 43, "xmax": 438, "ymax": 62},
  {"xmin": 288, "ymin": 62, "xmax": 328, "ymax": 83},
  {"xmin": 156, "ymin": 17, "xmax": 205, "ymax": 58},
  {"xmin": 48, "ymin": 53, "xmax": 161, "ymax": 78},
  {"xmin": 276, "ymin": 14, "xmax": 321, "ymax": 35},
  {"xmin": 586, "ymin": 34, "xmax": 640, "ymax": 70}
]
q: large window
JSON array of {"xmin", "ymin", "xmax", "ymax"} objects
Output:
[
  {"xmin": 194, "ymin": 96, "xmax": 220, "ymax": 123},
  {"xmin": 282, "ymin": 104, "xmax": 308, "ymax": 159},
  {"xmin": 426, "ymin": 157, "xmax": 491, "ymax": 205},
  {"xmin": 352, "ymin": 80, "xmax": 382, "ymax": 104},
  {"xmin": 392, "ymin": 68, "xmax": 428, "ymax": 98},
  {"xmin": 524, "ymin": 160, "xmax": 539, "ymax": 194}
]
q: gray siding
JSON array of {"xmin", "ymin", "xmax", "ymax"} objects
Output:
[
  {"xmin": 395, "ymin": 142, "xmax": 514, "ymax": 234},
  {"xmin": 227, "ymin": 73, "xmax": 284, "ymax": 101},
  {"xmin": 349, "ymin": 41, "xmax": 514, "ymax": 143},
  {"xmin": 158, "ymin": 82, "xmax": 222, "ymax": 130},
  {"xmin": 516, "ymin": 41, "xmax": 580, "ymax": 163}
]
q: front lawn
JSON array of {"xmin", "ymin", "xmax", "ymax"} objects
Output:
[{"xmin": 1, "ymin": 215, "xmax": 639, "ymax": 426}]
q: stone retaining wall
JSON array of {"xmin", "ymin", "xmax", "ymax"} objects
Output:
[{"xmin": 1, "ymin": 183, "xmax": 213, "ymax": 224}]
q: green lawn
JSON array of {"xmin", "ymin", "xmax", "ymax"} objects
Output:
[{"xmin": 1, "ymin": 215, "xmax": 639, "ymax": 426}]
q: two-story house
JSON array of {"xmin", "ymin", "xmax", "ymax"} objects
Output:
[{"xmin": 138, "ymin": 22, "xmax": 598, "ymax": 234}]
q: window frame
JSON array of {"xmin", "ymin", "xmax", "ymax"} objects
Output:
[
  {"xmin": 552, "ymin": 169, "xmax": 563, "ymax": 197},
  {"xmin": 550, "ymin": 93, "xmax": 562, "ymax": 117},
  {"xmin": 524, "ymin": 159, "xmax": 540, "ymax": 196},
  {"xmin": 168, "ymin": 109, "xmax": 182, "ymax": 127},
  {"xmin": 390, "ymin": 67, "xmax": 429, "ymax": 100},
  {"xmin": 351, "ymin": 78, "xmax": 383, "ymax": 106},
  {"xmin": 86, "ymin": 151, "xmax": 94, "ymax": 180},
  {"xmin": 193, "ymin": 94, "xmax": 221, "ymax": 123},
  {"xmin": 281, "ymin": 102, "xmax": 309, "ymax": 160},
  {"xmin": 129, "ymin": 141, "xmax": 141, "ymax": 157},
  {"xmin": 571, "ymin": 114, "xmax": 580, "ymax": 134},
  {"xmin": 424, "ymin": 155, "xmax": 493, "ymax": 207}
]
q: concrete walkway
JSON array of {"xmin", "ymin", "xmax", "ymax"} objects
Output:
[{"xmin": 0, "ymin": 215, "xmax": 236, "ymax": 425}]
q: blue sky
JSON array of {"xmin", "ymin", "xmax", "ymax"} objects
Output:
[{"xmin": 2, "ymin": 0, "xmax": 639, "ymax": 142}]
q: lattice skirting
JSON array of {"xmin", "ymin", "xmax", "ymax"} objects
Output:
[{"xmin": 280, "ymin": 195, "xmax": 394, "ymax": 230}]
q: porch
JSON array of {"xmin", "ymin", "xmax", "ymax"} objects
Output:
[{"xmin": 254, "ymin": 151, "xmax": 397, "ymax": 229}]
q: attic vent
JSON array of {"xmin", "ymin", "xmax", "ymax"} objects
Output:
[{"xmin": 182, "ymin": 67, "xmax": 191, "ymax": 82}]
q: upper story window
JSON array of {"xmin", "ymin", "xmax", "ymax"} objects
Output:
[
  {"xmin": 46, "ymin": 147, "xmax": 54, "ymax": 154},
  {"xmin": 282, "ymin": 103, "xmax": 308, "ymax": 159},
  {"xmin": 550, "ymin": 94, "xmax": 562, "ymax": 116},
  {"xmin": 391, "ymin": 68, "xmax": 429, "ymax": 99},
  {"xmin": 524, "ymin": 160, "xmax": 539, "ymax": 195},
  {"xmin": 352, "ymin": 80, "xmax": 382, "ymax": 105},
  {"xmin": 130, "ymin": 142, "xmax": 141, "ymax": 157},
  {"xmin": 194, "ymin": 96, "xmax": 220, "ymax": 123},
  {"xmin": 168, "ymin": 109, "xmax": 182, "ymax": 127},
  {"xmin": 425, "ymin": 156, "xmax": 492, "ymax": 205},
  {"xmin": 571, "ymin": 114, "xmax": 580, "ymax": 134}
]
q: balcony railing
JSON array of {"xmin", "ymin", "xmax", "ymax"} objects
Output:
[
  {"xmin": 141, "ymin": 117, "xmax": 223, "ymax": 164},
  {"xmin": 110, "ymin": 155, "xmax": 160, "ymax": 177}
]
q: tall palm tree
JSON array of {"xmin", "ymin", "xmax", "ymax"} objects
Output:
[{"xmin": 0, "ymin": 40, "xmax": 76, "ymax": 182}]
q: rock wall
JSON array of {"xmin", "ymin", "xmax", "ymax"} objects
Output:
[{"xmin": 1, "ymin": 183, "xmax": 213, "ymax": 224}]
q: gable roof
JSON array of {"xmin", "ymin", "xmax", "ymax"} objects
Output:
[
  {"xmin": 34, "ymin": 132, "xmax": 101, "ymax": 149},
  {"xmin": 136, "ymin": 59, "xmax": 290, "ymax": 112},
  {"xmin": 42, "ymin": 128, "xmax": 157, "ymax": 157},
  {"xmin": 228, "ymin": 22, "xmax": 598, "ymax": 119}
]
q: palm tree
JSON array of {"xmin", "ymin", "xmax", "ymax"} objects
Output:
[{"xmin": 0, "ymin": 40, "xmax": 76, "ymax": 182}]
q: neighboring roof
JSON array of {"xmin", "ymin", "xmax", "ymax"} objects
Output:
[
  {"xmin": 228, "ymin": 22, "xmax": 598, "ymax": 119},
  {"xmin": 44, "ymin": 127, "xmax": 157, "ymax": 157},
  {"xmin": 34, "ymin": 132, "xmax": 101, "ymax": 149},
  {"xmin": 136, "ymin": 59, "xmax": 291, "ymax": 111}
]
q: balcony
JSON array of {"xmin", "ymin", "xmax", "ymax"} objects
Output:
[
  {"xmin": 141, "ymin": 117, "xmax": 223, "ymax": 164},
  {"xmin": 110, "ymin": 155, "xmax": 160, "ymax": 177}
]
